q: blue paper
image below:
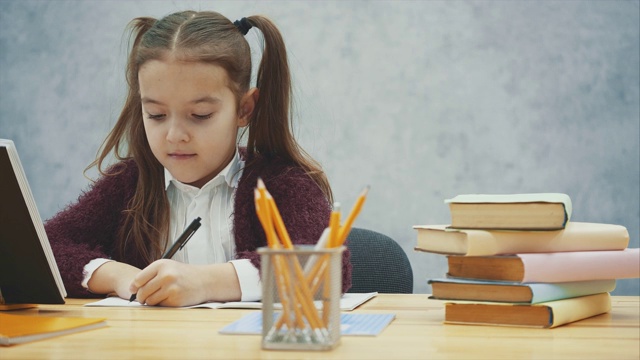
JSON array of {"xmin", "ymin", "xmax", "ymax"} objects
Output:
[{"xmin": 219, "ymin": 312, "xmax": 395, "ymax": 336}]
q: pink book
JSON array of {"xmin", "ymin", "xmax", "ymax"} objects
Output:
[{"xmin": 446, "ymin": 248, "xmax": 640, "ymax": 283}]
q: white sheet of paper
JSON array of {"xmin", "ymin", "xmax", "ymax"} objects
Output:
[{"xmin": 84, "ymin": 292, "xmax": 377, "ymax": 311}]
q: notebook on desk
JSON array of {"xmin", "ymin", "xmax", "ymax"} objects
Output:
[
  {"xmin": 0, "ymin": 139, "xmax": 66, "ymax": 307},
  {"xmin": 85, "ymin": 292, "xmax": 378, "ymax": 311}
]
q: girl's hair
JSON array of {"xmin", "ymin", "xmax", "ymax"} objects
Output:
[{"xmin": 87, "ymin": 11, "xmax": 332, "ymax": 262}]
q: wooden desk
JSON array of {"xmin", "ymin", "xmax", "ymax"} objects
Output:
[{"xmin": 2, "ymin": 295, "xmax": 638, "ymax": 359}]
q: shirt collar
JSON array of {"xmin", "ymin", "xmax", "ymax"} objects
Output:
[{"xmin": 164, "ymin": 148, "xmax": 244, "ymax": 191}]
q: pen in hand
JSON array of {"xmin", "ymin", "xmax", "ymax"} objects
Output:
[{"xmin": 129, "ymin": 217, "xmax": 202, "ymax": 303}]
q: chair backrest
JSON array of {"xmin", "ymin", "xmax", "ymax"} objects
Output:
[{"xmin": 346, "ymin": 228, "xmax": 413, "ymax": 294}]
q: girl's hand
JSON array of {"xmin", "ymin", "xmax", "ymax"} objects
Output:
[
  {"xmin": 87, "ymin": 261, "xmax": 140, "ymax": 300},
  {"xmin": 129, "ymin": 259, "xmax": 241, "ymax": 307}
]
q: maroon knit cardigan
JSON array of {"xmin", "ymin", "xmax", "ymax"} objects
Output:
[{"xmin": 45, "ymin": 152, "xmax": 351, "ymax": 298}]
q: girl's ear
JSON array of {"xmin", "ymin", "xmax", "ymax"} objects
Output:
[{"xmin": 238, "ymin": 87, "xmax": 259, "ymax": 127}]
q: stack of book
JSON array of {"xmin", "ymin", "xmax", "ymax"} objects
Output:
[{"xmin": 414, "ymin": 193, "xmax": 639, "ymax": 328}]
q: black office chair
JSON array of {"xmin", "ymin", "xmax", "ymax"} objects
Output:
[{"xmin": 345, "ymin": 228, "xmax": 413, "ymax": 293}]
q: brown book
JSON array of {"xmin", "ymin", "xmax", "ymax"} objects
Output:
[
  {"xmin": 445, "ymin": 193, "xmax": 571, "ymax": 230},
  {"xmin": 413, "ymin": 222, "xmax": 629, "ymax": 256},
  {"xmin": 444, "ymin": 293, "xmax": 611, "ymax": 328}
]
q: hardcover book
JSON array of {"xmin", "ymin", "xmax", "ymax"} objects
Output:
[
  {"xmin": 413, "ymin": 222, "xmax": 629, "ymax": 256},
  {"xmin": 443, "ymin": 292, "xmax": 611, "ymax": 328},
  {"xmin": 0, "ymin": 139, "xmax": 66, "ymax": 306},
  {"xmin": 445, "ymin": 193, "xmax": 572, "ymax": 230},
  {"xmin": 446, "ymin": 248, "xmax": 640, "ymax": 282},
  {"xmin": 428, "ymin": 278, "xmax": 616, "ymax": 304}
]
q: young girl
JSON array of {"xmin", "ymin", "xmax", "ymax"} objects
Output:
[{"xmin": 45, "ymin": 10, "xmax": 351, "ymax": 307}]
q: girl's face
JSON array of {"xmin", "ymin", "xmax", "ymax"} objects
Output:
[{"xmin": 139, "ymin": 60, "xmax": 250, "ymax": 188}]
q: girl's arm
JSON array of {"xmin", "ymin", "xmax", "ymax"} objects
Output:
[{"xmin": 44, "ymin": 161, "xmax": 139, "ymax": 297}]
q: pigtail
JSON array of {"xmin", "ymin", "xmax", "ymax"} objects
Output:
[
  {"xmin": 246, "ymin": 16, "xmax": 333, "ymax": 202},
  {"xmin": 245, "ymin": 16, "xmax": 291, "ymax": 158}
]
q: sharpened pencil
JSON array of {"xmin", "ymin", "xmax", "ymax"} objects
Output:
[{"xmin": 336, "ymin": 186, "xmax": 369, "ymax": 246}]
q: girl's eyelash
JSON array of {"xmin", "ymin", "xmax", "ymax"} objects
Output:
[
  {"xmin": 193, "ymin": 113, "xmax": 213, "ymax": 120},
  {"xmin": 145, "ymin": 113, "xmax": 212, "ymax": 120},
  {"xmin": 147, "ymin": 114, "xmax": 165, "ymax": 120}
]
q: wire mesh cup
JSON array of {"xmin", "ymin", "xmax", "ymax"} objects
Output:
[{"xmin": 259, "ymin": 245, "xmax": 344, "ymax": 350}]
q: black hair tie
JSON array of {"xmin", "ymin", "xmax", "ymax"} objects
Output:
[{"xmin": 234, "ymin": 17, "xmax": 252, "ymax": 35}]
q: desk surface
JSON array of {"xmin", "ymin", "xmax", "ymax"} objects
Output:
[{"xmin": 2, "ymin": 295, "xmax": 639, "ymax": 359}]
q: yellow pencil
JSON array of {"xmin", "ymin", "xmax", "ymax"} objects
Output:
[
  {"xmin": 256, "ymin": 188, "xmax": 295, "ymax": 329},
  {"xmin": 321, "ymin": 262, "xmax": 331, "ymax": 326},
  {"xmin": 327, "ymin": 202, "xmax": 341, "ymax": 248},
  {"xmin": 288, "ymin": 256, "xmax": 325, "ymax": 328},
  {"xmin": 254, "ymin": 189, "xmax": 272, "ymax": 246},
  {"xmin": 258, "ymin": 180, "xmax": 326, "ymax": 331},
  {"xmin": 336, "ymin": 186, "xmax": 370, "ymax": 246},
  {"xmin": 256, "ymin": 178, "xmax": 279, "ymax": 248},
  {"xmin": 275, "ymin": 249, "xmax": 304, "ymax": 330},
  {"xmin": 266, "ymin": 191, "xmax": 294, "ymax": 249}
]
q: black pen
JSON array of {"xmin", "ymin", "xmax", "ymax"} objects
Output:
[{"xmin": 129, "ymin": 217, "xmax": 202, "ymax": 302}]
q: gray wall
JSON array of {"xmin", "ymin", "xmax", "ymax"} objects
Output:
[{"xmin": 1, "ymin": 0, "xmax": 638, "ymax": 295}]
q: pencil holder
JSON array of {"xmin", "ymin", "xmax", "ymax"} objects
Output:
[{"xmin": 259, "ymin": 245, "xmax": 344, "ymax": 351}]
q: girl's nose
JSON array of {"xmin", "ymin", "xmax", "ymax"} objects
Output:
[{"xmin": 166, "ymin": 119, "xmax": 189, "ymax": 143}]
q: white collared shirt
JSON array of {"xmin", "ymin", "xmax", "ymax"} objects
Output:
[{"xmin": 81, "ymin": 149, "xmax": 261, "ymax": 301}]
